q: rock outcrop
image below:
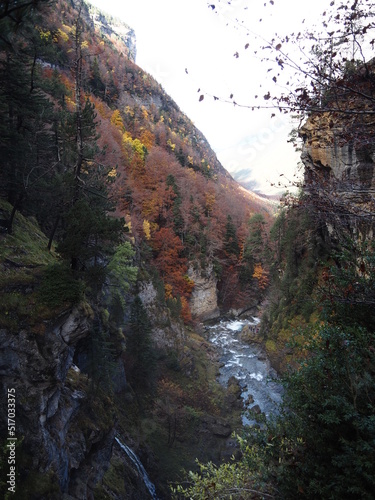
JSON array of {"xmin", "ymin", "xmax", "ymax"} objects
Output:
[
  {"xmin": 300, "ymin": 113, "xmax": 375, "ymax": 198},
  {"xmin": 299, "ymin": 93, "xmax": 375, "ymax": 243},
  {"xmin": 240, "ymin": 323, "xmax": 262, "ymax": 344},
  {"xmin": 138, "ymin": 280, "xmax": 185, "ymax": 349},
  {"xmin": 188, "ymin": 264, "xmax": 220, "ymax": 321},
  {"xmin": 0, "ymin": 305, "xmax": 114, "ymax": 497},
  {"xmin": 299, "ymin": 58, "xmax": 375, "ymax": 213},
  {"xmin": 82, "ymin": 0, "xmax": 136, "ymax": 62}
]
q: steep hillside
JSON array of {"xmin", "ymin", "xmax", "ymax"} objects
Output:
[
  {"xmin": 0, "ymin": 0, "xmax": 273, "ymax": 319},
  {"xmin": 86, "ymin": 2, "xmax": 137, "ymax": 62}
]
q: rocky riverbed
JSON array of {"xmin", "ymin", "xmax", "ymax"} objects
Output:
[{"xmin": 206, "ymin": 318, "xmax": 283, "ymax": 425}]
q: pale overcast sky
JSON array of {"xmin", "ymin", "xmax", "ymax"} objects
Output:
[{"xmin": 88, "ymin": 0, "xmax": 334, "ymax": 195}]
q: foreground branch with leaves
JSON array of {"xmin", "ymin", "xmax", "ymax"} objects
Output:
[{"xmin": 205, "ymin": 0, "xmax": 375, "ymax": 119}]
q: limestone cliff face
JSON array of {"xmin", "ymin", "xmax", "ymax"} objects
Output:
[
  {"xmin": 188, "ymin": 264, "xmax": 220, "ymax": 321},
  {"xmin": 0, "ymin": 306, "xmax": 114, "ymax": 497},
  {"xmin": 300, "ymin": 113, "xmax": 375, "ymax": 197},
  {"xmin": 138, "ymin": 281, "xmax": 186, "ymax": 349},
  {"xmin": 87, "ymin": 4, "xmax": 137, "ymax": 62},
  {"xmin": 299, "ymin": 108, "xmax": 375, "ymax": 241},
  {"xmin": 299, "ymin": 59, "xmax": 375, "ymax": 208}
]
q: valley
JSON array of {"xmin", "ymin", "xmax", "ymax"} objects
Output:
[{"xmin": 0, "ymin": 0, "xmax": 375, "ymax": 499}]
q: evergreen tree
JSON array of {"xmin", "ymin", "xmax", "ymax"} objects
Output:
[
  {"xmin": 0, "ymin": 0, "xmax": 51, "ymax": 48},
  {"xmin": 86, "ymin": 311, "xmax": 118, "ymax": 393},
  {"xmin": 0, "ymin": 15, "xmax": 56, "ymax": 232},
  {"xmin": 224, "ymin": 214, "xmax": 240, "ymax": 256},
  {"xmin": 239, "ymin": 213, "xmax": 268, "ymax": 286},
  {"xmin": 51, "ymin": 4, "xmax": 123, "ymax": 273},
  {"xmin": 126, "ymin": 296, "xmax": 156, "ymax": 390},
  {"xmin": 246, "ymin": 213, "xmax": 266, "ymax": 258},
  {"xmin": 106, "ymin": 242, "xmax": 138, "ymax": 323},
  {"xmin": 276, "ymin": 322, "xmax": 375, "ymax": 499},
  {"xmin": 89, "ymin": 57, "xmax": 105, "ymax": 98},
  {"xmin": 56, "ymin": 197, "xmax": 123, "ymax": 285}
]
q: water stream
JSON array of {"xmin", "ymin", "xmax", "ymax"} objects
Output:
[
  {"xmin": 115, "ymin": 318, "xmax": 280, "ymax": 499},
  {"xmin": 115, "ymin": 437, "xmax": 159, "ymax": 499},
  {"xmin": 206, "ymin": 318, "xmax": 283, "ymax": 425}
]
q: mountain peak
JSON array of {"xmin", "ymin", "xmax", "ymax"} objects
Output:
[{"xmin": 86, "ymin": 1, "xmax": 137, "ymax": 61}]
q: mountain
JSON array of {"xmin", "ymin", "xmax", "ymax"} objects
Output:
[{"xmin": 86, "ymin": 2, "xmax": 137, "ymax": 62}]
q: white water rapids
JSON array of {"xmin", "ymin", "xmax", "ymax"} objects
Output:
[
  {"xmin": 206, "ymin": 318, "xmax": 283, "ymax": 425},
  {"xmin": 114, "ymin": 318, "xmax": 281, "ymax": 499}
]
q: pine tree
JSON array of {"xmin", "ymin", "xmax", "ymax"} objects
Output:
[
  {"xmin": 89, "ymin": 56, "xmax": 105, "ymax": 98},
  {"xmin": 126, "ymin": 296, "xmax": 155, "ymax": 390},
  {"xmin": 0, "ymin": 11, "xmax": 56, "ymax": 233},
  {"xmin": 224, "ymin": 214, "xmax": 240, "ymax": 256}
]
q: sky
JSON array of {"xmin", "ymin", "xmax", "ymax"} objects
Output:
[{"xmin": 88, "ymin": 0, "xmax": 333, "ymax": 195}]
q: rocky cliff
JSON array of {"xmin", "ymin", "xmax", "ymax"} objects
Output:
[
  {"xmin": 0, "ymin": 205, "xmax": 118, "ymax": 497},
  {"xmin": 299, "ymin": 91, "xmax": 375, "ymax": 241},
  {"xmin": 300, "ymin": 113, "xmax": 375, "ymax": 199},
  {"xmin": 188, "ymin": 264, "xmax": 220, "ymax": 321},
  {"xmin": 0, "ymin": 305, "xmax": 116, "ymax": 497},
  {"xmin": 87, "ymin": 2, "xmax": 137, "ymax": 62},
  {"xmin": 138, "ymin": 280, "xmax": 186, "ymax": 349},
  {"xmin": 299, "ymin": 60, "xmax": 375, "ymax": 204}
]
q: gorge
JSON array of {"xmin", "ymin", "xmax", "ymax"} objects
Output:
[
  {"xmin": 1, "ymin": 0, "xmax": 375, "ymax": 499},
  {"xmin": 206, "ymin": 318, "xmax": 282, "ymax": 425}
]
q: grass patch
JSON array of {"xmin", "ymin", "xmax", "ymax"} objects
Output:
[
  {"xmin": 0, "ymin": 200, "xmax": 69, "ymax": 330},
  {"xmin": 0, "ymin": 200, "xmax": 55, "ymax": 270},
  {"xmin": 100, "ymin": 457, "xmax": 127, "ymax": 497},
  {"xmin": 265, "ymin": 339, "xmax": 277, "ymax": 354}
]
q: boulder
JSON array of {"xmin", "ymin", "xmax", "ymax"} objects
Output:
[
  {"xmin": 250, "ymin": 404, "xmax": 262, "ymax": 415},
  {"xmin": 240, "ymin": 324, "xmax": 262, "ymax": 344},
  {"xmin": 225, "ymin": 376, "xmax": 243, "ymax": 408}
]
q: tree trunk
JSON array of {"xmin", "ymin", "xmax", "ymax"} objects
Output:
[
  {"xmin": 7, "ymin": 192, "xmax": 24, "ymax": 235},
  {"xmin": 47, "ymin": 214, "xmax": 60, "ymax": 251}
]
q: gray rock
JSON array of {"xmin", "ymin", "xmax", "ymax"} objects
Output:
[
  {"xmin": 0, "ymin": 306, "xmax": 113, "ymax": 494},
  {"xmin": 201, "ymin": 415, "xmax": 232, "ymax": 438},
  {"xmin": 250, "ymin": 404, "xmax": 262, "ymax": 415},
  {"xmin": 188, "ymin": 264, "xmax": 220, "ymax": 321}
]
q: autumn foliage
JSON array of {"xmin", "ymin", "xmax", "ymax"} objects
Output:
[{"xmin": 23, "ymin": 0, "xmax": 273, "ymax": 322}]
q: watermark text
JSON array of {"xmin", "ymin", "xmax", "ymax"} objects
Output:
[{"xmin": 7, "ymin": 388, "xmax": 16, "ymax": 494}]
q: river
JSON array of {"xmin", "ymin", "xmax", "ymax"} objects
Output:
[
  {"xmin": 206, "ymin": 318, "xmax": 283, "ymax": 425},
  {"xmin": 115, "ymin": 317, "xmax": 281, "ymax": 500}
]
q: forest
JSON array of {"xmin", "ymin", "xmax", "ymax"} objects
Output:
[{"xmin": 0, "ymin": 0, "xmax": 374, "ymax": 499}]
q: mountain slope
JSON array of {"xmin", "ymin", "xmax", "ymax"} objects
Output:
[{"xmin": 0, "ymin": 0, "xmax": 274, "ymax": 317}]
